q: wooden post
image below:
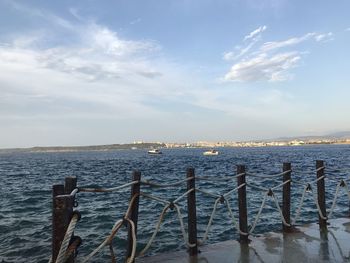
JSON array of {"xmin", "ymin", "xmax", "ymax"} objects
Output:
[
  {"xmin": 237, "ymin": 165, "xmax": 248, "ymax": 243},
  {"xmin": 316, "ymin": 160, "xmax": 327, "ymax": 230},
  {"xmin": 52, "ymin": 184, "xmax": 64, "ymax": 261},
  {"xmin": 187, "ymin": 167, "xmax": 198, "ymax": 256},
  {"xmin": 126, "ymin": 170, "xmax": 141, "ymax": 262},
  {"xmin": 65, "ymin": 176, "xmax": 77, "ymax": 194},
  {"xmin": 52, "ymin": 193, "xmax": 74, "ymax": 262},
  {"xmin": 282, "ymin": 162, "xmax": 292, "ymax": 232}
]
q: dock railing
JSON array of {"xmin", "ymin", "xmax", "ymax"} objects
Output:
[{"xmin": 49, "ymin": 160, "xmax": 350, "ymax": 263}]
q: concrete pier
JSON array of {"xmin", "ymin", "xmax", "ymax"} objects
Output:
[{"xmin": 137, "ymin": 218, "xmax": 350, "ymax": 263}]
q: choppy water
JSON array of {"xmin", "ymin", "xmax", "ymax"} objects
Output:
[{"xmin": 1, "ymin": 145, "xmax": 350, "ymax": 263}]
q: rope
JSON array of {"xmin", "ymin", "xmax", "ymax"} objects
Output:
[
  {"xmin": 196, "ymin": 188, "xmax": 221, "ymax": 199},
  {"xmin": 223, "ymin": 183, "xmax": 246, "ymax": 199},
  {"xmin": 173, "ymin": 188, "xmax": 195, "ymax": 204},
  {"xmin": 173, "ymin": 204, "xmax": 196, "ymax": 248},
  {"xmin": 292, "ymin": 184, "xmax": 309, "ymax": 225},
  {"xmin": 141, "ymin": 177, "xmax": 194, "ymax": 188},
  {"xmin": 197, "ymin": 197, "xmax": 221, "ymax": 245},
  {"xmin": 224, "ymin": 198, "xmax": 248, "ymax": 236},
  {"xmin": 79, "ymin": 181, "xmax": 139, "ymax": 193},
  {"xmin": 196, "ymin": 172, "xmax": 246, "ymax": 182},
  {"xmin": 271, "ymin": 179, "xmax": 291, "ymax": 191},
  {"xmin": 70, "ymin": 188, "xmax": 79, "ymax": 196},
  {"xmin": 80, "ymin": 194, "xmax": 139, "ymax": 263},
  {"xmin": 138, "ymin": 204, "xmax": 170, "ymax": 256},
  {"xmin": 55, "ymin": 212, "xmax": 79, "ymax": 263},
  {"xmin": 246, "ymin": 170, "xmax": 292, "ymax": 179},
  {"xmin": 140, "ymin": 192, "xmax": 170, "ymax": 205},
  {"xmin": 270, "ymin": 191, "xmax": 291, "ymax": 227},
  {"xmin": 328, "ymin": 180, "xmax": 343, "ymax": 219},
  {"xmin": 249, "ymin": 191, "xmax": 268, "ymax": 234},
  {"xmin": 316, "ymin": 166, "xmax": 325, "ymax": 172},
  {"xmin": 309, "ymin": 186, "xmax": 328, "ymax": 220},
  {"xmin": 79, "ymin": 220, "xmax": 124, "ymax": 263}
]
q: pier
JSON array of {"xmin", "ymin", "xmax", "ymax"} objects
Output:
[{"xmin": 49, "ymin": 160, "xmax": 350, "ymax": 262}]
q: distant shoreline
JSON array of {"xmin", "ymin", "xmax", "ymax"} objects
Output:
[{"xmin": 0, "ymin": 141, "xmax": 349, "ymax": 154}]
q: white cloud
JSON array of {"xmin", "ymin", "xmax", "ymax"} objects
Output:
[
  {"xmin": 244, "ymin": 25, "xmax": 267, "ymax": 41},
  {"xmin": 224, "ymin": 52, "xmax": 300, "ymax": 82},
  {"xmin": 224, "ymin": 25, "xmax": 267, "ymax": 61},
  {"xmin": 223, "ymin": 30, "xmax": 333, "ymax": 82},
  {"xmin": 346, "ymin": 28, "xmax": 350, "ymax": 31},
  {"xmin": 314, "ymin": 32, "xmax": 333, "ymax": 42}
]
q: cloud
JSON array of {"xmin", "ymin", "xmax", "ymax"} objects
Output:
[
  {"xmin": 346, "ymin": 28, "xmax": 350, "ymax": 31},
  {"xmin": 223, "ymin": 25, "xmax": 267, "ymax": 61},
  {"xmin": 223, "ymin": 29, "xmax": 333, "ymax": 82},
  {"xmin": 314, "ymin": 32, "xmax": 333, "ymax": 42},
  {"xmin": 244, "ymin": 25, "xmax": 267, "ymax": 41},
  {"xmin": 224, "ymin": 52, "xmax": 300, "ymax": 82},
  {"xmin": 130, "ymin": 18, "xmax": 142, "ymax": 25},
  {"xmin": 0, "ymin": 3, "xmax": 177, "ymax": 127}
]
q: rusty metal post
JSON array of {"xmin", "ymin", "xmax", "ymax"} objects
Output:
[
  {"xmin": 52, "ymin": 192, "xmax": 74, "ymax": 262},
  {"xmin": 126, "ymin": 170, "xmax": 141, "ymax": 262},
  {"xmin": 237, "ymin": 165, "xmax": 248, "ymax": 243},
  {"xmin": 316, "ymin": 160, "xmax": 327, "ymax": 230},
  {"xmin": 282, "ymin": 162, "xmax": 292, "ymax": 232},
  {"xmin": 65, "ymin": 176, "xmax": 77, "ymax": 194},
  {"xmin": 187, "ymin": 167, "xmax": 198, "ymax": 256}
]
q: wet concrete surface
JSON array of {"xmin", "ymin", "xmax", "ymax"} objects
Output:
[{"xmin": 136, "ymin": 218, "xmax": 350, "ymax": 263}]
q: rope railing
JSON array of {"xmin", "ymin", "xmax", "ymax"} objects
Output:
[
  {"xmin": 196, "ymin": 172, "xmax": 246, "ymax": 181},
  {"xmin": 50, "ymin": 162, "xmax": 350, "ymax": 262},
  {"xmin": 140, "ymin": 177, "xmax": 194, "ymax": 187},
  {"xmin": 246, "ymin": 169, "xmax": 292, "ymax": 179},
  {"xmin": 78, "ymin": 180, "xmax": 139, "ymax": 193}
]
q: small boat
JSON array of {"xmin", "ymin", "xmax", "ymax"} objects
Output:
[
  {"xmin": 148, "ymin": 149, "xmax": 162, "ymax": 154},
  {"xmin": 203, "ymin": 149, "xmax": 219, "ymax": 156}
]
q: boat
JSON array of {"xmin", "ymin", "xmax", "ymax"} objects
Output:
[
  {"xmin": 148, "ymin": 149, "xmax": 162, "ymax": 154},
  {"xmin": 203, "ymin": 149, "xmax": 219, "ymax": 156}
]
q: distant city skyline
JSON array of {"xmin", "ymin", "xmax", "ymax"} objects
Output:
[{"xmin": 1, "ymin": 0, "xmax": 350, "ymax": 148}]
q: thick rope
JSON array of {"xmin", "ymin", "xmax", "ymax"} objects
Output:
[
  {"xmin": 140, "ymin": 192, "xmax": 170, "ymax": 205},
  {"xmin": 292, "ymin": 184, "xmax": 309, "ymax": 225},
  {"xmin": 270, "ymin": 191, "xmax": 291, "ymax": 227},
  {"xmin": 197, "ymin": 197, "xmax": 221, "ymax": 245},
  {"xmin": 138, "ymin": 204, "xmax": 170, "ymax": 256},
  {"xmin": 225, "ymin": 198, "xmax": 248, "ymax": 236},
  {"xmin": 79, "ymin": 219, "xmax": 123, "ymax": 263},
  {"xmin": 55, "ymin": 213, "xmax": 79, "ymax": 263},
  {"xmin": 196, "ymin": 172, "xmax": 246, "ymax": 182},
  {"xmin": 246, "ymin": 170, "xmax": 292, "ymax": 179},
  {"xmin": 174, "ymin": 188, "xmax": 195, "ymax": 204},
  {"xmin": 249, "ymin": 191, "xmax": 269, "ymax": 234},
  {"xmin": 173, "ymin": 204, "xmax": 196, "ymax": 248},
  {"xmin": 141, "ymin": 177, "xmax": 193, "ymax": 188},
  {"xmin": 196, "ymin": 188, "xmax": 221, "ymax": 199},
  {"xmin": 79, "ymin": 181, "xmax": 139, "ymax": 193}
]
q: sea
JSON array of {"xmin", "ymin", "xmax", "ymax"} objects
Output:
[{"xmin": 1, "ymin": 144, "xmax": 350, "ymax": 263}]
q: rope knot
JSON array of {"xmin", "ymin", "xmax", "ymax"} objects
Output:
[
  {"xmin": 268, "ymin": 189, "xmax": 273, "ymax": 196},
  {"xmin": 122, "ymin": 217, "xmax": 129, "ymax": 226},
  {"xmin": 306, "ymin": 183, "xmax": 312, "ymax": 191},
  {"xmin": 169, "ymin": 200, "xmax": 175, "ymax": 210},
  {"xmin": 340, "ymin": 180, "xmax": 345, "ymax": 187},
  {"xmin": 219, "ymin": 195, "xmax": 225, "ymax": 204}
]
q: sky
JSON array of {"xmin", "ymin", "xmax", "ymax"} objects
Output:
[{"xmin": 0, "ymin": 0, "xmax": 350, "ymax": 148}]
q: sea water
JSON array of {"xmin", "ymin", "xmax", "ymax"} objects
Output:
[{"xmin": 1, "ymin": 145, "xmax": 350, "ymax": 262}]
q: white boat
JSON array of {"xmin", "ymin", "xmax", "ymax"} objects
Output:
[
  {"xmin": 203, "ymin": 149, "xmax": 219, "ymax": 156},
  {"xmin": 148, "ymin": 149, "xmax": 162, "ymax": 154}
]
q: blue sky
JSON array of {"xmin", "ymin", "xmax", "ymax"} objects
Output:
[{"xmin": 0, "ymin": 0, "xmax": 350, "ymax": 148}]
